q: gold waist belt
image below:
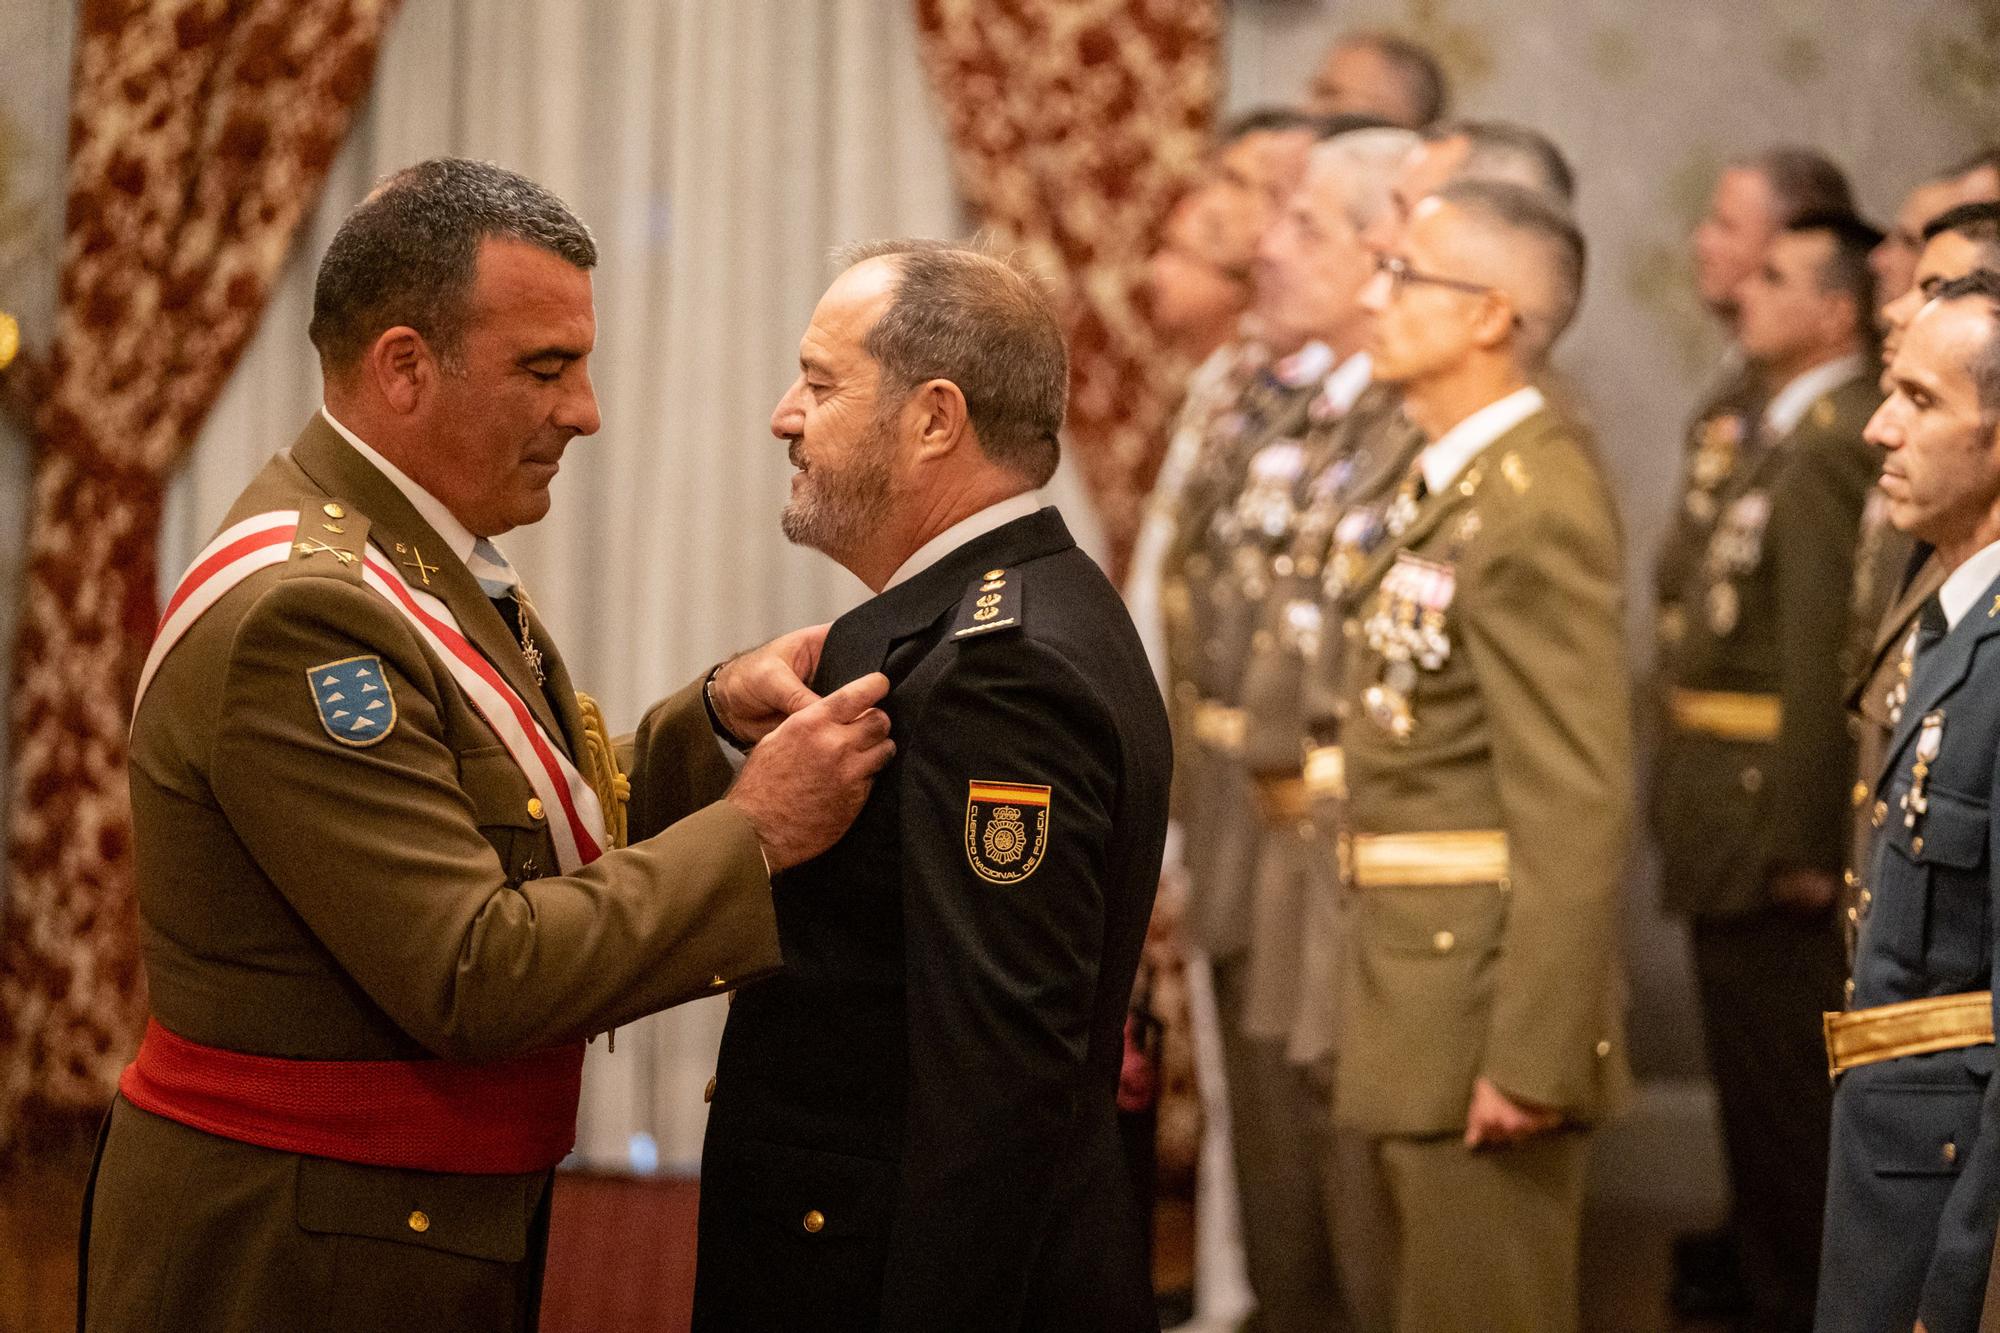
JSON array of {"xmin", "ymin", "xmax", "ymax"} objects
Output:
[
  {"xmin": 1304, "ymin": 745, "xmax": 1346, "ymax": 800},
  {"xmin": 1823, "ymin": 991, "xmax": 1994, "ymax": 1080},
  {"xmin": 1670, "ymin": 688, "xmax": 1782, "ymax": 742},
  {"xmin": 1192, "ymin": 700, "xmax": 1246, "ymax": 755},
  {"xmin": 1254, "ymin": 774, "xmax": 1311, "ymax": 823},
  {"xmin": 1344, "ymin": 829, "xmax": 1510, "ymax": 889}
]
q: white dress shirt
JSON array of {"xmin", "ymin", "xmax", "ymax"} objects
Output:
[
  {"xmin": 1761, "ymin": 354, "xmax": 1867, "ymax": 442},
  {"xmin": 1417, "ymin": 386, "xmax": 1548, "ymax": 495},
  {"xmin": 882, "ymin": 491, "xmax": 1046, "ymax": 591},
  {"xmin": 1938, "ymin": 537, "xmax": 2000, "ymax": 630}
]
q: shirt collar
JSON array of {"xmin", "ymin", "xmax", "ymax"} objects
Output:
[
  {"xmin": 320, "ymin": 405, "xmax": 481, "ymax": 570},
  {"xmin": 1938, "ymin": 537, "xmax": 2000, "ymax": 629},
  {"xmin": 1315, "ymin": 350, "xmax": 1373, "ymax": 419},
  {"xmin": 883, "ymin": 491, "xmax": 1045, "ymax": 591},
  {"xmin": 1761, "ymin": 354, "xmax": 1867, "ymax": 441},
  {"xmin": 1418, "ymin": 386, "xmax": 1546, "ymax": 494}
]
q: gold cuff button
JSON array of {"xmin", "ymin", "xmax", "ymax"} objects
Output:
[
  {"xmin": 1431, "ymin": 930, "xmax": 1455, "ymax": 953},
  {"xmin": 1596, "ymin": 1040, "xmax": 1612, "ymax": 1058},
  {"xmin": 1851, "ymin": 781, "xmax": 1867, "ymax": 808},
  {"xmin": 703, "ymin": 1076, "xmax": 717, "ymax": 1104},
  {"xmin": 802, "ymin": 1209, "xmax": 826, "ymax": 1234},
  {"xmin": 1843, "ymin": 869, "xmax": 1857, "ymax": 887},
  {"xmin": 1943, "ymin": 1140, "xmax": 1959, "ymax": 1165},
  {"xmin": 1913, "ymin": 835, "xmax": 1926, "ymax": 856},
  {"xmin": 407, "ymin": 1210, "xmax": 430, "ymax": 1233},
  {"xmin": 527, "ymin": 797, "xmax": 545, "ymax": 820},
  {"xmin": 323, "ymin": 502, "xmax": 346, "ymax": 520},
  {"xmin": 1871, "ymin": 800, "xmax": 1887, "ymax": 828}
]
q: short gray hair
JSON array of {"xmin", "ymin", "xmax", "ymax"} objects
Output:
[
  {"xmin": 310, "ymin": 158, "xmax": 597, "ymax": 374},
  {"xmin": 1309, "ymin": 127, "xmax": 1421, "ymax": 233},
  {"xmin": 1430, "ymin": 119, "xmax": 1576, "ymax": 208},
  {"xmin": 836, "ymin": 239, "xmax": 1067, "ymax": 486},
  {"xmin": 1435, "ymin": 178, "xmax": 1587, "ymax": 360}
]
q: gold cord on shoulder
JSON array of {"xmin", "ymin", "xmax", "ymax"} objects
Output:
[{"xmin": 575, "ymin": 691, "xmax": 630, "ymax": 849}]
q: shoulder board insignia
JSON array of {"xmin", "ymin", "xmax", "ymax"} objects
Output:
[
  {"xmin": 285, "ymin": 500, "xmax": 370, "ymax": 582},
  {"xmin": 308, "ymin": 654, "xmax": 396, "ymax": 746},
  {"xmin": 953, "ymin": 568, "xmax": 1024, "ymax": 639}
]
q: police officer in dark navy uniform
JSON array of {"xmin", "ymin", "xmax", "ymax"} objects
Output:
[{"xmin": 671, "ymin": 241, "xmax": 1172, "ymax": 1333}]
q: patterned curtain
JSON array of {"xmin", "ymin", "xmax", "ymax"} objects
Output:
[
  {"xmin": 0, "ymin": 0, "xmax": 400, "ymax": 1140},
  {"xmin": 912, "ymin": 0, "xmax": 1220, "ymax": 582}
]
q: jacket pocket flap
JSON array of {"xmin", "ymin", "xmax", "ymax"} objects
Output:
[
  {"xmin": 1860, "ymin": 1083, "xmax": 1982, "ymax": 1177},
  {"xmin": 295, "ymin": 1154, "xmax": 542, "ymax": 1262},
  {"xmin": 714, "ymin": 1138, "xmax": 894, "ymax": 1238},
  {"xmin": 456, "ymin": 745, "xmax": 544, "ymax": 829},
  {"xmin": 1365, "ymin": 883, "xmax": 1508, "ymax": 957},
  {"xmin": 1899, "ymin": 786, "xmax": 1989, "ymax": 870}
]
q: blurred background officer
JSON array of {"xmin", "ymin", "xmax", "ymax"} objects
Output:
[
  {"xmin": 1302, "ymin": 30, "xmax": 1449, "ymax": 130},
  {"xmin": 1213, "ymin": 125, "xmax": 1414, "ymax": 1333},
  {"xmin": 1821, "ymin": 272, "xmax": 2000, "ymax": 1333},
  {"xmin": 1653, "ymin": 209, "xmax": 1884, "ymax": 1333},
  {"xmin": 1340, "ymin": 181, "xmax": 1632, "ymax": 1333}
]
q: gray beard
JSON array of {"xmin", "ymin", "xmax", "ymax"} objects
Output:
[{"xmin": 780, "ymin": 439, "xmax": 897, "ymax": 563}]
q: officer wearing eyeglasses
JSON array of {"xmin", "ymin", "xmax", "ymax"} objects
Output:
[{"xmin": 1331, "ymin": 180, "xmax": 1633, "ymax": 1333}]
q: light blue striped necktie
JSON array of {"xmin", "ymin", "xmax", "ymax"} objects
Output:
[{"xmin": 468, "ymin": 537, "xmax": 520, "ymax": 601}]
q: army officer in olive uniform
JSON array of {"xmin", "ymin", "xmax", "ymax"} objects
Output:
[
  {"xmin": 1653, "ymin": 211, "xmax": 1883, "ymax": 1333},
  {"xmin": 84, "ymin": 161, "xmax": 894, "ymax": 1333},
  {"xmin": 1821, "ymin": 273, "xmax": 2000, "ymax": 1333},
  {"xmin": 685, "ymin": 242, "xmax": 1171, "ymax": 1332},
  {"xmin": 1337, "ymin": 182, "xmax": 1632, "ymax": 1332}
]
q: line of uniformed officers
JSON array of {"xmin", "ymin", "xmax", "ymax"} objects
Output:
[{"xmin": 1131, "ymin": 27, "xmax": 2000, "ymax": 1333}]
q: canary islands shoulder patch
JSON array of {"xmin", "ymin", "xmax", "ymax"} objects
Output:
[
  {"xmin": 966, "ymin": 780, "xmax": 1051, "ymax": 883},
  {"xmin": 308, "ymin": 655, "xmax": 396, "ymax": 747}
]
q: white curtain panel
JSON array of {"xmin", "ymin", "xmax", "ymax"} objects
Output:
[{"xmin": 157, "ymin": 0, "xmax": 971, "ymax": 1171}]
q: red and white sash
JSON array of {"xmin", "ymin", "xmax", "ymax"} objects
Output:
[{"xmin": 137, "ymin": 510, "xmax": 607, "ymax": 872}]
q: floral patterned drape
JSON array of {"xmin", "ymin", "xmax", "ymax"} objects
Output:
[
  {"xmin": 0, "ymin": 0, "xmax": 399, "ymax": 1140},
  {"xmin": 912, "ymin": 0, "xmax": 1220, "ymax": 582}
]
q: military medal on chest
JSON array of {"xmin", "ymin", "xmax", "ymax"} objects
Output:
[
  {"xmin": 1701, "ymin": 490, "xmax": 1771, "ymax": 636},
  {"xmin": 1902, "ymin": 711, "xmax": 1945, "ymax": 829},
  {"xmin": 1362, "ymin": 552, "xmax": 1458, "ymax": 741},
  {"xmin": 1684, "ymin": 412, "xmax": 1746, "ymax": 522}
]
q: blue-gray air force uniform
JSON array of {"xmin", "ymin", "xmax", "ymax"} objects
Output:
[{"xmin": 1820, "ymin": 569, "xmax": 2000, "ymax": 1333}]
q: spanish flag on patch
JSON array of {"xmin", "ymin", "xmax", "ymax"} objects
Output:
[{"xmin": 965, "ymin": 780, "xmax": 1052, "ymax": 883}]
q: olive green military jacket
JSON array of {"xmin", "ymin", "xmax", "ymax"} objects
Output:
[
  {"xmin": 1230, "ymin": 387, "xmax": 1421, "ymax": 1060},
  {"xmin": 1651, "ymin": 359, "xmax": 1766, "ymax": 677},
  {"xmin": 1335, "ymin": 405, "xmax": 1634, "ymax": 1138},
  {"xmin": 1654, "ymin": 372, "xmax": 1881, "ymax": 917},
  {"xmin": 1842, "ymin": 551, "xmax": 1945, "ymax": 961},
  {"xmin": 88, "ymin": 416, "xmax": 780, "ymax": 1332},
  {"xmin": 1167, "ymin": 363, "xmax": 1325, "ymax": 961}
]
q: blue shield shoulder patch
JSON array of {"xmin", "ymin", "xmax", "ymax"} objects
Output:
[{"xmin": 307, "ymin": 655, "xmax": 396, "ymax": 747}]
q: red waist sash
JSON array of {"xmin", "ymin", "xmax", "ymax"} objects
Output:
[{"xmin": 119, "ymin": 1019, "xmax": 585, "ymax": 1174}]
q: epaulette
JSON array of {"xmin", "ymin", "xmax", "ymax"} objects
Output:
[
  {"xmin": 282, "ymin": 498, "xmax": 371, "ymax": 584},
  {"xmin": 951, "ymin": 565, "xmax": 1024, "ymax": 640}
]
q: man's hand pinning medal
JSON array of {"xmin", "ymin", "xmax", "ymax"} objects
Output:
[{"xmin": 727, "ymin": 671, "xmax": 894, "ymax": 871}]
